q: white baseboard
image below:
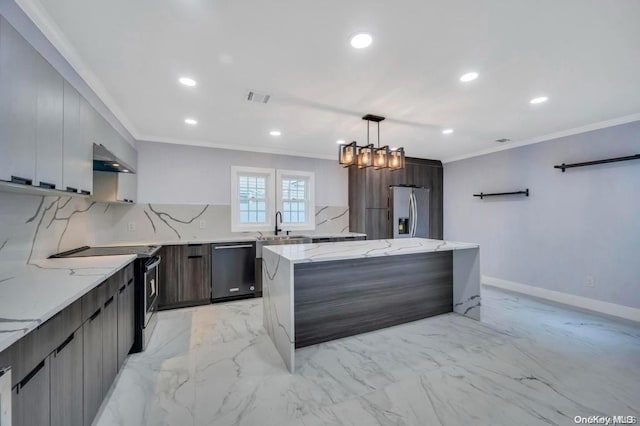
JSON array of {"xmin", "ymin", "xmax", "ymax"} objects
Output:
[{"xmin": 482, "ymin": 276, "xmax": 640, "ymax": 323}]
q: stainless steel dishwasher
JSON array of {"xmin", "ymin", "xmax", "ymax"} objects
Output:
[{"xmin": 211, "ymin": 241, "xmax": 256, "ymax": 301}]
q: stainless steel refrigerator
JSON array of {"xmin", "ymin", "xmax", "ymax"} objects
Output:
[{"xmin": 390, "ymin": 186, "xmax": 430, "ymax": 238}]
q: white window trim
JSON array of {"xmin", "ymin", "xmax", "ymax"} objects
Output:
[
  {"xmin": 230, "ymin": 166, "xmax": 275, "ymax": 232},
  {"xmin": 276, "ymin": 169, "xmax": 316, "ymax": 231}
]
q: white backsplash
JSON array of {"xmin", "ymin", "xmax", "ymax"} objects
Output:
[
  {"xmin": 0, "ymin": 192, "xmax": 112, "ymax": 262},
  {"xmin": 108, "ymin": 204, "xmax": 350, "ymax": 244},
  {"xmin": 0, "ymin": 191, "xmax": 349, "ymax": 262}
]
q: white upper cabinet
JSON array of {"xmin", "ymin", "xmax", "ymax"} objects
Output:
[
  {"xmin": 0, "ymin": 15, "xmax": 136, "ymax": 197},
  {"xmin": 63, "ymin": 82, "xmax": 93, "ymax": 195},
  {"xmin": 35, "ymin": 55, "xmax": 64, "ymax": 190},
  {"xmin": 0, "ymin": 16, "xmax": 39, "ymax": 184},
  {"xmin": 116, "ymin": 172, "xmax": 137, "ymax": 203}
]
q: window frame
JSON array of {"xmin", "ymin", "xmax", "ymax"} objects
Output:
[
  {"xmin": 230, "ymin": 166, "xmax": 276, "ymax": 232},
  {"xmin": 276, "ymin": 169, "xmax": 316, "ymax": 232}
]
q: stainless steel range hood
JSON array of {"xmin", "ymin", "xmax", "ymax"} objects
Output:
[{"xmin": 93, "ymin": 144, "xmax": 136, "ymax": 174}]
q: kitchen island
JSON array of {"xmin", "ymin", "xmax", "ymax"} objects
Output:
[{"xmin": 262, "ymin": 238, "xmax": 481, "ymax": 372}]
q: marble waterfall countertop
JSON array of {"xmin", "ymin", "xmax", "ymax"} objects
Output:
[
  {"xmin": 97, "ymin": 232, "xmax": 367, "ymax": 247},
  {"xmin": 263, "ymin": 238, "xmax": 479, "ymax": 264},
  {"xmin": 0, "ymin": 255, "xmax": 136, "ymax": 352}
]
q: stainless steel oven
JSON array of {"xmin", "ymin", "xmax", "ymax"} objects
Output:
[
  {"xmin": 0, "ymin": 367, "xmax": 11, "ymax": 426},
  {"xmin": 142, "ymin": 255, "xmax": 161, "ymax": 349}
]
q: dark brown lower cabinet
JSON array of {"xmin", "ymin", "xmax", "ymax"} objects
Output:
[
  {"xmin": 12, "ymin": 358, "xmax": 51, "ymax": 426},
  {"xmin": 0, "ymin": 262, "xmax": 136, "ymax": 426},
  {"xmin": 50, "ymin": 331, "xmax": 83, "ymax": 426},
  {"xmin": 182, "ymin": 245, "xmax": 212, "ymax": 303},
  {"xmin": 83, "ymin": 308, "xmax": 103, "ymax": 426},
  {"xmin": 159, "ymin": 244, "xmax": 212, "ymax": 308},
  {"xmin": 159, "ymin": 245, "xmax": 181, "ymax": 307},
  {"xmin": 102, "ymin": 293, "xmax": 118, "ymax": 396}
]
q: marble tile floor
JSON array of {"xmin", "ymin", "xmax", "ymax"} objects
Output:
[{"xmin": 95, "ymin": 287, "xmax": 640, "ymax": 426}]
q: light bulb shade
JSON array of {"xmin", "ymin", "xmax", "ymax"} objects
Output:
[
  {"xmin": 374, "ymin": 146, "xmax": 390, "ymax": 169},
  {"xmin": 389, "ymin": 147, "xmax": 405, "ymax": 170},
  {"xmin": 338, "ymin": 141, "xmax": 358, "ymax": 167},
  {"xmin": 357, "ymin": 144, "xmax": 375, "ymax": 168}
]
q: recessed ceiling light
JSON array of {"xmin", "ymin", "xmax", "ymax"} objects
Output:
[
  {"xmin": 270, "ymin": 130, "xmax": 282, "ymax": 136},
  {"xmin": 122, "ymin": 169, "xmax": 129, "ymax": 173},
  {"xmin": 112, "ymin": 162, "xmax": 120, "ymax": 167},
  {"xmin": 184, "ymin": 118, "xmax": 198, "ymax": 125},
  {"xmin": 442, "ymin": 128, "xmax": 454, "ymax": 135},
  {"xmin": 459, "ymin": 72, "xmax": 478, "ymax": 82},
  {"xmin": 530, "ymin": 96, "xmax": 549, "ymax": 104},
  {"xmin": 336, "ymin": 139, "xmax": 346, "ymax": 144},
  {"xmin": 179, "ymin": 77, "xmax": 197, "ymax": 87},
  {"xmin": 350, "ymin": 33, "xmax": 372, "ymax": 49}
]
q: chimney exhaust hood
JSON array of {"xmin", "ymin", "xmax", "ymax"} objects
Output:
[{"xmin": 93, "ymin": 144, "xmax": 135, "ymax": 174}]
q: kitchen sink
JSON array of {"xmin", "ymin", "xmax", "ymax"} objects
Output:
[{"xmin": 255, "ymin": 235, "xmax": 312, "ymax": 258}]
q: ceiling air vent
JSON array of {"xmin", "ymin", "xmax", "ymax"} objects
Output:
[
  {"xmin": 246, "ymin": 90, "xmax": 271, "ymax": 104},
  {"xmin": 495, "ymin": 138, "xmax": 511, "ymax": 143}
]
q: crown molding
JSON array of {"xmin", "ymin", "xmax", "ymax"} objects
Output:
[{"xmin": 442, "ymin": 113, "xmax": 640, "ymax": 164}]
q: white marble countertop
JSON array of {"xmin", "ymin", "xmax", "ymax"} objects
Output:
[
  {"xmin": 98, "ymin": 232, "xmax": 367, "ymax": 247},
  {"xmin": 263, "ymin": 238, "xmax": 479, "ymax": 264},
  {"xmin": 0, "ymin": 255, "xmax": 136, "ymax": 353}
]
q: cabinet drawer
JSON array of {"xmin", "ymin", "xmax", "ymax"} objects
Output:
[
  {"xmin": 9, "ymin": 298, "xmax": 81, "ymax": 386},
  {"xmin": 184, "ymin": 243, "xmax": 210, "ymax": 257},
  {"xmin": 104, "ymin": 270, "xmax": 121, "ymax": 298},
  {"xmin": 123, "ymin": 262, "xmax": 134, "ymax": 285},
  {"xmin": 81, "ymin": 282, "xmax": 105, "ymax": 322}
]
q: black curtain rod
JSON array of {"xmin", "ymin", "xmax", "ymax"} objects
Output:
[
  {"xmin": 473, "ymin": 189, "xmax": 529, "ymax": 200},
  {"xmin": 554, "ymin": 154, "xmax": 640, "ymax": 172}
]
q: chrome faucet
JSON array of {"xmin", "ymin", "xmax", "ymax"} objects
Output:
[{"xmin": 275, "ymin": 211, "xmax": 283, "ymax": 235}]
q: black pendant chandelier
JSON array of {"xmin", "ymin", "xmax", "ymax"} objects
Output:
[{"xmin": 338, "ymin": 114, "xmax": 405, "ymax": 170}]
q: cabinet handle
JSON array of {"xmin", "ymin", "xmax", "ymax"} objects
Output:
[
  {"xmin": 39, "ymin": 181, "xmax": 56, "ymax": 189},
  {"xmin": 119, "ymin": 285, "xmax": 126, "ymax": 294},
  {"xmin": 187, "ymin": 244, "xmax": 203, "ymax": 247},
  {"xmin": 127, "ymin": 278, "xmax": 134, "ymax": 285},
  {"xmin": 214, "ymin": 244, "xmax": 253, "ymax": 250},
  {"xmin": 66, "ymin": 186, "xmax": 78, "ymax": 193},
  {"xmin": 89, "ymin": 308, "xmax": 101, "ymax": 321},
  {"xmin": 19, "ymin": 360, "xmax": 45, "ymax": 390},
  {"xmin": 80, "ymin": 189, "xmax": 91, "ymax": 195},
  {"xmin": 11, "ymin": 176, "xmax": 32, "ymax": 186},
  {"xmin": 229, "ymin": 288, "xmax": 240, "ymax": 292},
  {"xmin": 55, "ymin": 333, "xmax": 75, "ymax": 355},
  {"xmin": 187, "ymin": 255, "xmax": 203, "ymax": 259},
  {"xmin": 105, "ymin": 296, "xmax": 115, "ymax": 307}
]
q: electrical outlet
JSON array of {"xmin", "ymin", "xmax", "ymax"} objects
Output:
[
  {"xmin": 585, "ymin": 276, "xmax": 595, "ymax": 287},
  {"xmin": 199, "ymin": 220, "xmax": 206, "ymax": 229},
  {"xmin": 127, "ymin": 222, "xmax": 136, "ymax": 232}
]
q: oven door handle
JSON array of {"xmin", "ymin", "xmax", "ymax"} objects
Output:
[{"xmin": 145, "ymin": 256, "xmax": 162, "ymax": 272}]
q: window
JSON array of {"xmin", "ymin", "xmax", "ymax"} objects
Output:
[
  {"xmin": 277, "ymin": 170, "xmax": 315, "ymax": 231},
  {"xmin": 231, "ymin": 167, "xmax": 315, "ymax": 232},
  {"xmin": 231, "ymin": 166, "xmax": 275, "ymax": 232}
]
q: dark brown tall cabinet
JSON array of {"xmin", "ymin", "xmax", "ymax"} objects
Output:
[{"xmin": 348, "ymin": 157, "xmax": 443, "ymax": 240}]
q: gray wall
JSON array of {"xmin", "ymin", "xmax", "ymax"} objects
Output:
[
  {"xmin": 136, "ymin": 141, "xmax": 348, "ymax": 206},
  {"xmin": 444, "ymin": 121, "xmax": 640, "ymax": 309}
]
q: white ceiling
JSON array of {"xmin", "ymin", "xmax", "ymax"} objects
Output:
[{"xmin": 19, "ymin": 0, "xmax": 640, "ymax": 162}]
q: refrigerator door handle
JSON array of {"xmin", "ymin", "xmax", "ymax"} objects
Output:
[
  {"xmin": 411, "ymin": 192, "xmax": 418, "ymax": 237},
  {"xmin": 409, "ymin": 192, "xmax": 414, "ymax": 237}
]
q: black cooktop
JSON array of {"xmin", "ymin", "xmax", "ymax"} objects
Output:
[{"xmin": 50, "ymin": 245, "xmax": 161, "ymax": 259}]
